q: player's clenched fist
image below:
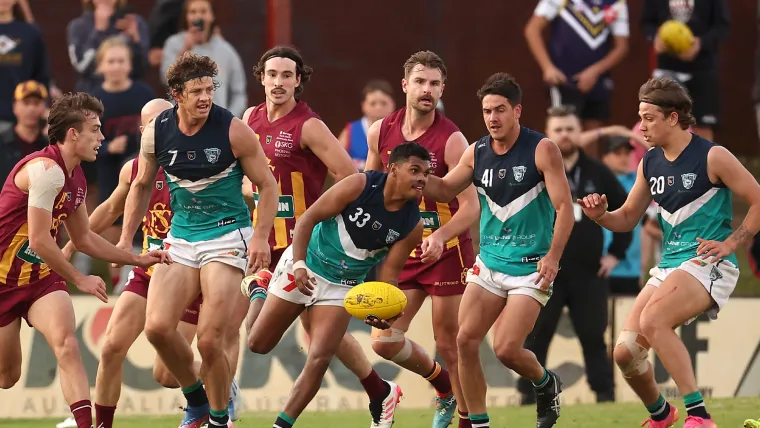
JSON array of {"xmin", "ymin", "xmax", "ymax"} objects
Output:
[{"xmin": 577, "ymin": 193, "xmax": 608, "ymax": 221}]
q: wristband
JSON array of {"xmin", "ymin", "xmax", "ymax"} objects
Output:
[{"xmin": 293, "ymin": 260, "xmax": 308, "ymax": 272}]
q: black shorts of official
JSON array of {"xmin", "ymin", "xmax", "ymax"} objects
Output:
[
  {"xmin": 549, "ymin": 85, "xmax": 610, "ymax": 122},
  {"xmin": 683, "ymin": 71, "xmax": 720, "ymax": 129}
]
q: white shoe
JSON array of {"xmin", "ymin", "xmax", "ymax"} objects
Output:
[
  {"xmin": 228, "ymin": 377, "xmax": 242, "ymax": 421},
  {"xmin": 56, "ymin": 417, "xmax": 78, "ymax": 428},
  {"xmin": 369, "ymin": 380, "xmax": 403, "ymax": 428}
]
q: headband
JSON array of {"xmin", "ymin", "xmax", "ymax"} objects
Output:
[{"xmin": 183, "ymin": 73, "xmax": 214, "ymax": 83}]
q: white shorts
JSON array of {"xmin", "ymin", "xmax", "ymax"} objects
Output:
[
  {"xmin": 269, "ymin": 246, "xmax": 350, "ymax": 307},
  {"xmin": 164, "ymin": 227, "xmax": 252, "ymax": 273},
  {"xmin": 645, "ymin": 257, "xmax": 740, "ymax": 320},
  {"xmin": 465, "ymin": 255, "xmax": 552, "ymax": 306}
]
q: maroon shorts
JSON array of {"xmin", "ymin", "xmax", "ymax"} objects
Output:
[
  {"xmin": 398, "ymin": 240, "xmax": 475, "ymax": 296},
  {"xmin": 123, "ymin": 267, "xmax": 203, "ymax": 325},
  {"xmin": 0, "ymin": 277, "xmax": 69, "ymax": 328}
]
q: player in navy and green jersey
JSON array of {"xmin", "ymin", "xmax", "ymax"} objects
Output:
[
  {"xmin": 422, "ymin": 73, "xmax": 575, "ymax": 428},
  {"xmin": 118, "ymin": 53, "xmax": 279, "ymax": 428},
  {"xmin": 579, "ymin": 77, "xmax": 760, "ymax": 428},
  {"xmin": 246, "ymin": 143, "xmax": 428, "ymax": 428}
]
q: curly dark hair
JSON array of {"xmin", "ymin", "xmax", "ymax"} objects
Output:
[
  {"xmin": 48, "ymin": 92, "xmax": 104, "ymax": 144},
  {"xmin": 639, "ymin": 77, "xmax": 696, "ymax": 130},
  {"xmin": 476, "ymin": 72, "xmax": 522, "ymax": 106},
  {"xmin": 403, "ymin": 51, "xmax": 447, "ymax": 82},
  {"xmin": 252, "ymin": 46, "xmax": 313, "ymax": 96},
  {"xmin": 165, "ymin": 52, "xmax": 220, "ymax": 99}
]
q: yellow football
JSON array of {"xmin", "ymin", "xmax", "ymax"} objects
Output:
[
  {"xmin": 658, "ymin": 20, "xmax": 694, "ymax": 55},
  {"xmin": 343, "ymin": 281, "xmax": 407, "ymax": 321}
]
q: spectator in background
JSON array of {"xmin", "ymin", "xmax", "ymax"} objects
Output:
[
  {"xmin": 160, "ymin": 0, "xmax": 246, "ymax": 117},
  {"xmin": 0, "ymin": 0, "xmax": 49, "ymax": 131},
  {"xmin": 67, "ymin": 0, "xmax": 149, "ymax": 94},
  {"xmin": 0, "ymin": 80, "xmax": 47, "ymax": 182},
  {"xmin": 518, "ymin": 106, "xmax": 630, "ymax": 405},
  {"xmin": 89, "ymin": 37, "xmax": 153, "ymax": 286},
  {"xmin": 600, "ymin": 136, "xmax": 642, "ymax": 295},
  {"xmin": 641, "ymin": 0, "xmax": 730, "ymax": 141},
  {"xmin": 337, "ymin": 79, "xmax": 395, "ymax": 170},
  {"xmin": 525, "ymin": 0, "xmax": 629, "ymax": 143},
  {"xmin": 147, "ymin": 0, "xmax": 184, "ymax": 66}
]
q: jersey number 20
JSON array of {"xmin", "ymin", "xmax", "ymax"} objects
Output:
[
  {"xmin": 348, "ymin": 207, "xmax": 371, "ymax": 227},
  {"xmin": 649, "ymin": 176, "xmax": 665, "ymax": 195}
]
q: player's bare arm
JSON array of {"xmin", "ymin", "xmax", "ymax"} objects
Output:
[
  {"xmin": 291, "ymin": 173, "xmax": 366, "ymax": 294},
  {"xmin": 119, "ymin": 120, "xmax": 160, "ymax": 249},
  {"xmin": 422, "ymin": 143, "xmax": 475, "ymax": 203},
  {"xmin": 698, "ymin": 146, "xmax": 760, "ymax": 261},
  {"xmin": 535, "ymin": 138, "xmax": 574, "ymax": 287},
  {"xmin": 364, "ymin": 119, "xmax": 385, "ymax": 172},
  {"xmin": 230, "ymin": 117, "xmax": 278, "ymax": 272},
  {"xmin": 580, "ymin": 160, "xmax": 652, "ymax": 232},
  {"xmin": 421, "ymin": 132, "xmax": 479, "ymax": 263},
  {"xmin": 302, "ymin": 117, "xmax": 357, "ymax": 181},
  {"xmin": 63, "ymin": 161, "xmax": 133, "ymax": 258},
  {"xmin": 21, "ymin": 158, "xmax": 94, "ymax": 289}
]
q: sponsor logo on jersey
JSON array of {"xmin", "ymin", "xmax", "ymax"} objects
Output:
[
  {"xmin": 187, "ymin": 151, "xmax": 196, "ymax": 160},
  {"xmin": 420, "ymin": 211, "xmax": 440, "ymax": 229},
  {"xmin": 498, "ymin": 169, "xmax": 506, "ymax": 179},
  {"xmin": 667, "ymin": 176, "xmax": 675, "ymax": 186},
  {"xmin": 156, "ymin": 181, "xmax": 164, "ymax": 190},
  {"xmin": 217, "ymin": 217, "xmax": 237, "ymax": 227},
  {"xmin": 372, "ymin": 221, "xmax": 382, "ymax": 230}
]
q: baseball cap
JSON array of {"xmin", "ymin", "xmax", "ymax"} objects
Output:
[
  {"xmin": 601, "ymin": 135, "xmax": 634, "ymax": 155},
  {"xmin": 14, "ymin": 80, "xmax": 48, "ymax": 101}
]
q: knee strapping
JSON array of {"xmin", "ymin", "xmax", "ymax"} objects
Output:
[
  {"xmin": 616, "ymin": 330, "xmax": 649, "ymax": 378},
  {"xmin": 372, "ymin": 328, "xmax": 413, "ymax": 363}
]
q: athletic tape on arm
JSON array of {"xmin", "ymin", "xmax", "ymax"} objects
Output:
[
  {"xmin": 27, "ymin": 161, "xmax": 66, "ymax": 212},
  {"xmin": 141, "ymin": 119, "xmax": 156, "ymax": 155}
]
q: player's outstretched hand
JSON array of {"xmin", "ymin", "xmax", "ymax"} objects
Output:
[
  {"xmin": 111, "ymin": 239, "xmax": 134, "ymax": 268},
  {"xmin": 76, "ymin": 275, "xmax": 108, "ymax": 303},
  {"xmin": 294, "ymin": 266, "xmax": 316, "ymax": 296},
  {"xmin": 535, "ymin": 253, "xmax": 559, "ymax": 290},
  {"xmin": 420, "ymin": 233, "xmax": 444, "ymax": 264},
  {"xmin": 696, "ymin": 237, "xmax": 734, "ymax": 264},
  {"xmin": 247, "ymin": 237, "xmax": 271, "ymax": 275},
  {"xmin": 365, "ymin": 312, "xmax": 404, "ymax": 330},
  {"xmin": 136, "ymin": 250, "xmax": 173, "ymax": 269},
  {"xmin": 577, "ymin": 193, "xmax": 608, "ymax": 221}
]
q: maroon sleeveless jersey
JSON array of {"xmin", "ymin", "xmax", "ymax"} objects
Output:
[
  {"xmin": 0, "ymin": 145, "xmax": 87, "ymax": 288},
  {"xmin": 247, "ymin": 101, "xmax": 326, "ymax": 251},
  {"xmin": 377, "ymin": 107, "xmax": 471, "ymax": 260},
  {"xmin": 129, "ymin": 159, "xmax": 172, "ymax": 276}
]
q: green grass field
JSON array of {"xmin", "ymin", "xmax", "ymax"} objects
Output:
[{"xmin": 1, "ymin": 398, "xmax": 759, "ymax": 428}]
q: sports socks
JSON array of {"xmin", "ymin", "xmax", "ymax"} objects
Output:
[
  {"xmin": 532, "ymin": 367, "xmax": 551, "ymax": 389},
  {"xmin": 181, "ymin": 379, "xmax": 208, "ymax": 407},
  {"xmin": 684, "ymin": 391, "xmax": 710, "ymax": 419},
  {"xmin": 645, "ymin": 394, "xmax": 671, "ymax": 422},
  {"xmin": 274, "ymin": 412, "xmax": 296, "ymax": 428},
  {"xmin": 424, "ymin": 360, "xmax": 452, "ymax": 396},
  {"xmin": 94, "ymin": 403, "xmax": 116, "ymax": 428},
  {"xmin": 69, "ymin": 400, "xmax": 93, "ymax": 428},
  {"xmin": 458, "ymin": 410, "xmax": 472, "ymax": 428},
  {"xmin": 470, "ymin": 412, "xmax": 489, "ymax": 428},
  {"xmin": 360, "ymin": 370, "xmax": 390, "ymax": 401},
  {"xmin": 208, "ymin": 408, "xmax": 229, "ymax": 426}
]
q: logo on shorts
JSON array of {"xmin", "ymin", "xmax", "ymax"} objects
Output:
[
  {"xmin": 470, "ymin": 264, "xmax": 481, "ymax": 277},
  {"xmin": 283, "ymin": 273, "xmax": 297, "ymax": 292},
  {"xmin": 498, "ymin": 168, "xmax": 506, "ymax": 179},
  {"xmin": 187, "ymin": 151, "xmax": 196, "ymax": 160},
  {"xmin": 709, "ymin": 266, "xmax": 723, "ymax": 282},
  {"xmin": 156, "ymin": 181, "xmax": 164, "ymax": 190},
  {"xmin": 372, "ymin": 221, "xmax": 382, "ymax": 230},
  {"xmin": 681, "ymin": 173, "xmax": 697, "ymax": 190},
  {"xmin": 690, "ymin": 259, "xmax": 707, "ymax": 267},
  {"xmin": 512, "ymin": 166, "xmax": 527, "ymax": 182},
  {"xmin": 163, "ymin": 242, "xmax": 172, "ymax": 250},
  {"xmin": 385, "ymin": 229, "xmax": 400, "ymax": 244},
  {"xmin": 461, "ymin": 267, "xmax": 469, "ymax": 284},
  {"xmin": 204, "ymin": 148, "xmax": 221, "ymax": 164},
  {"xmin": 65, "ymin": 192, "xmax": 71, "ymax": 201}
]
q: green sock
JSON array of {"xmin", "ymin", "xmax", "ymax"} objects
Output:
[
  {"xmin": 470, "ymin": 413, "xmax": 489, "ymax": 427},
  {"xmin": 274, "ymin": 412, "xmax": 296, "ymax": 428},
  {"xmin": 210, "ymin": 408, "xmax": 228, "ymax": 418},
  {"xmin": 180, "ymin": 380, "xmax": 202, "ymax": 394},
  {"xmin": 645, "ymin": 394, "xmax": 670, "ymax": 421},
  {"xmin": 684, "ymin": 391, "xmax": 709, "ymax": 418},
  {"xmin": 532, "ymin": 368, "xmax": 550, "ymax": 388}
]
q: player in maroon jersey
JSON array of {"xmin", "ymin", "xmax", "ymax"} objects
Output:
[
  {"xmin": 0, "ymin": 93, "xmax": 169, "ymax": 428},
  {"xmin": 241, "ymin": 46, "xmax": 404, "ymax": 428},
  {"xmin": 365, "ymin": 51, "xmax": 480, "ymax": 428}
]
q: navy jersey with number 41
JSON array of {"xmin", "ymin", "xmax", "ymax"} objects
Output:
[
  {"xmin": 643, "ymin": 135, "xmax": 736, "ymax": 268},
  {"xmin": 306, "ymin": 171, "xmax": 421, "ymax": 285}
]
